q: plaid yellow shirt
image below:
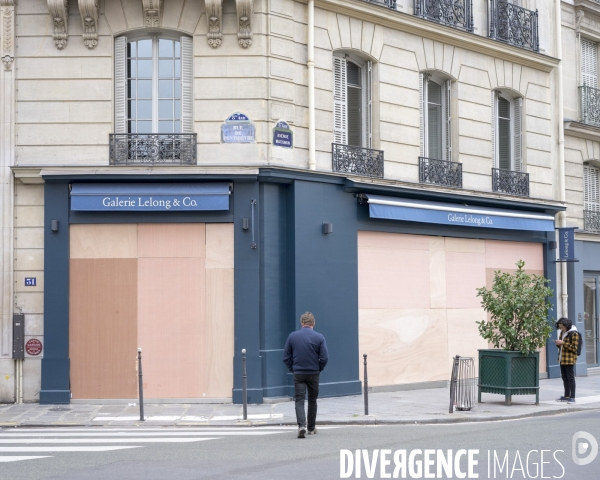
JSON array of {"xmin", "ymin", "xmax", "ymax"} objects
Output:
[{"xmin": 558, "ymin": 331, "xmax": 580, "ymax": 365}]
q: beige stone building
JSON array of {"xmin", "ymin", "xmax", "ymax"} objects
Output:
[{"xmin": 0, "ymin": 0, "xmax": 574, "ymax": 405}]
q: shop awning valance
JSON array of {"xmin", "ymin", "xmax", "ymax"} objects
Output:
[
  {"xmin": 71, "ymin": 183, "xmax": 231, "ymax": 211},
  {"xmin": 362, "ymin": 194, "xmax": 555, "ymax": 232}
]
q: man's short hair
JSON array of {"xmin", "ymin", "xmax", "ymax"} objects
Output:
[
  {"xmin": 300, "ymin": 312, "xmax": 315, "ymax": 326},
  {"xmin": 556, "ymin": 317, "xmax": 572, "ymax": 330}
]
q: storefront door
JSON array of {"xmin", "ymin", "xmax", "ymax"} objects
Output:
[{"xmin": 583, "ymin": 276, "xmax": 600, "ymax": 367}]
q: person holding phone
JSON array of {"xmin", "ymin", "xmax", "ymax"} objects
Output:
[{"xmin": 554, "ymin": 317, "xmax": 580, "ymax": 404}]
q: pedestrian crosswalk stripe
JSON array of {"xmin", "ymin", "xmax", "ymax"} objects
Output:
[
  {"xmin": 0, "ymin": 438, "xmax": 219, "ymax": 444},
  {"xmin": 0, "ymin": 447, "xmax": 141, "ymax": 452},
  {"xmin": 0, "ymin": 456, "xmax": 51, "ymax": 462},
  {"xmin": 1, "ymin": 431, "xmax": 286, "ymax": 437},
  {"xmin": 3, "ymin": 426, "xmax": 338, "ymax": 432}
]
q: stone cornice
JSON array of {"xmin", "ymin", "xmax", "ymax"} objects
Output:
[
  {"xmin": 564, "ymin": 120, "xmax": 600, "ymax": 141},
  {"xmin": 235, "ymin": 0, "xmax": 253, "ymax": 48},
  {"xmin": 316, "ymin": 0, "xmax": 560, "ymax": 73},
  {"xmin": 205, "ymin": 0, "xmax": 223, "ymax": 48},
  {"xmin": 47, "ymin": 0, "xmax": 69, "ymax": 50},
  {"xmin": 573, "ymin": 0, "xmax": 600, "ymax": 18},
  {"xmin": 78, "ymin": 0, "xmax": 99, "ymax": 50}
]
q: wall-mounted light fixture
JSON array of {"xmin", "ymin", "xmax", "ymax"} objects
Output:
[
  {"xmin": 322, "ymin": 222, "xmax": 333, "ymax": 235},
  {"xmin": 242, "ymin": 218, "xmax": 249, "ymax": 230},
  {"xmin": 549, "ymin": 241, "xmax": 557, "ymax": 250},
  {"xmin": 51, "ymin": 220, "xmax": 59, "ymax": 233}
]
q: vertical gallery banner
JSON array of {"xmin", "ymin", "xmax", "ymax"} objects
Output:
[{"xmin": 557, "ymin": 227, "xmax": 578, "ymax": 262}]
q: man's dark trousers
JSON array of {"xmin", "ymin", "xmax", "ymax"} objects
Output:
[
  {"xmin": 560, "ymin": 364, "xmax": 576, "ymax": 398},
  {"xmin": 294, "ymin": 374, "xmax": 319, "ymax": 431}
]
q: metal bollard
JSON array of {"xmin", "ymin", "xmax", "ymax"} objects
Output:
[
  {"xmin": 363, "ymin": 354, "xmax": 369, "ymax": 416},
  {"xmin": 242, "ymin": 349, "xmax": 248, "ymax": 420},
  {"xmin": 138, "ymin": 348, "xmax": 145, "ymax": 421},
  {"xmin": 449, "ymin": 355, "xmax": 460, "ymax": 414}
]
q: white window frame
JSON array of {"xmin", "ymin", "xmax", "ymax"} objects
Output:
[
  {"xmin": 114, "ymin": 33, "xmax": 193, "ymax": 134},
  {"xmin": 332, "ymin": 53, "xmax": 372, "ymax": 148},
  {"xmin": 584, "ymin": 165, "xmax": 600, "ymax": 213},
  {"xmin": 420, "ymin": 73, "xmax": 452, "ymax": 161},
  {"xmin": 492, "ymin": 91, "xmax": 523, "ymax": 172}
]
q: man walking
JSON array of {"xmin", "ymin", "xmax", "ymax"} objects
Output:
[
  {"xmin": 283, "ymin": 312, "xmax": 329, "ymax": 438},
  {"xmin": 554, "ymin": 317, "xmax": 581, "ymax": 404}
]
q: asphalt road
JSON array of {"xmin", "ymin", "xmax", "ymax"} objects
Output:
[{"xmin": 0, "ymin": 410, "xmax": 598, "ymax": 480}]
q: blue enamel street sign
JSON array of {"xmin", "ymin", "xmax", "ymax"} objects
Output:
[
  {"xmin": 222, "ymin": 112, "xmax": 255, "ymax": 143},
  {"xmin": 273, "ymin": 121, "xmax": 293, "ymax": 148},
  {"xmin": 25, "ymin": 278, "xmax": 36, "ymax": 287}
]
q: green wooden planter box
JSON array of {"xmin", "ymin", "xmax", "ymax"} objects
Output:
[{"xmin": 478, "ymin": 349, "xmax": 540, "ymax": 406}]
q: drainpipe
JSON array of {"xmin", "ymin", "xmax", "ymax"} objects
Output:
[
  {"xmin": 556, "ymin": 0, "xmax": 568, "ymax": 317},
  {"xmin": 308, "ymin": 0, "xmax": 316, "ymax": 170}
]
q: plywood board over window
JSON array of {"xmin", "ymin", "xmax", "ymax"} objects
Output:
[
  {"xmin": 69, "ymin": 223, "xmax": 234, "ymax": 400},
  {"xmin": 358, "ymin": 232, "xmax": 545, "ymax": 388}
]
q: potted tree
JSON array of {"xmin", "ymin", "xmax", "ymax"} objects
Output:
[{"xmin": 476, "ymin": 260, "xmax": 553, "ymax": 406}]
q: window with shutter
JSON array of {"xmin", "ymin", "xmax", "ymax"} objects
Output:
[
  {"xmin": 427, "ymin": 79, "xmax": 443, "ymax": 160},
  {"xmin": 333, "ymin": 56, "xmax": 348, "ymax": 145},
  {"xmin": 585, "ymin": 166, "xmax": 600, "ymax": 212},
  {"xmin": 491, "ymin": 91, "xmax": 497, "ymax": 168},
  {"xmin": 445, "ymin": 80, "xmax": 452, "ymax": 162},
  {"xmin": 419, "ymin": 73, "xmax": 425, "ymax": 157},
  {"xmin": 347, "ymin": 61, "xmax": 362, "ymax": 147},
  {"xmin": 117, "ymin": 34, "xmax": 192, "ymax": 134},
  {"xmin": 497, "ymin": 96, "xmax": 512, "ymax": 171},
  {"xmin": 514, "ymin": 97, "xmax": 523, "ymax": 172},
  {"xmin": 366, "ymin": 61, "xmax": 373, "ymax": 149},
  {"xmin": 581, "ymin": 39, "xmax": 598, "ymax": 88},
  {"xmin": 114, "ymin": 36, "xmax": 127, "ymax": 133}
]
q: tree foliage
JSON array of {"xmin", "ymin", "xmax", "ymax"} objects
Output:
[{"xmin": 476, "ymin": 260, "xmax": 553, "ymax": 356}]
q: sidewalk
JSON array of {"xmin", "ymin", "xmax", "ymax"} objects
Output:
[{"xmin": 1, "ymin": 377, "xmax": 599, "ymax": 427}]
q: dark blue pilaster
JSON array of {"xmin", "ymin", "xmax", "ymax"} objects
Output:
[{"xmin": 40, "ymin": 182, "xmax": 71, "ymax": 404}]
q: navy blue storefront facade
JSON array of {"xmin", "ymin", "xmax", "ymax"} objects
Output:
[{"xmin": 40, "ymin": 168, "xmax": 565, "ymax": 404}]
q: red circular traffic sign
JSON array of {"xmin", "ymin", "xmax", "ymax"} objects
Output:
[{"xmin": 26, "ymin": 339, "xmax": 43, "ymax": 356}]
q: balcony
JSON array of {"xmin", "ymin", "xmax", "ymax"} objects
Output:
[
  {"xmin": 332, "ymin": 143, "xmax": 384, "ymax": 178},
  {"xmin": 363, "ymin": 0, "xmax": 396, "ymax": 8},
  {"xmin": 584, "ymin": 210, "xmax": 600, "ymax": 234},
  {"xmin": 488, "ymin": 0, "xmax": 539, "ymax": 52},
  {"xmin": 109, "ymin": 134, "xmax": 197, "ymax": 165},
  {"xmin": 580, "ymin": 85, "xmax": 600, "ymax": 127},
  {"xmin": 492, "ymin": 168, "xmax": 529, "ymax": 197},
  {"xmin": 414, "ymin": 0, "xmax": 473, "ymax": 32},
  {"xmin": 419, "ymin": 157, "xmax": 463, "ymax": 188}
]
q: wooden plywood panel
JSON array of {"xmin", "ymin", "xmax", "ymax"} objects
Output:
[
  {"xmin": 206, "ymin": 224, "xmax": 234, "ymax": 269},
  {"xmin": 358, "ymin": 231, "xmax": 430, "ymax": 250},
  {"xmin": 429, "ymin": 237, "xmax": 446, "ymax": 309},
  {"xmin": 447, "ymin": 308, "xmax": 489, "ymax": 371},
  {"xmin": 359, "ymin": 308, "xmax": 449, "ymax": 385},
  {"xmin": 485, "ymin": 240, "xmax": 544, "ymax": 271},
  {"xmin": 70, "ymin": 224, "xmax": 137, "ymax": 259},
  {"xmin": 358, "ymin": 246, "xmax": 430, "ymax": 309},
  {"xmin": 205, "ymin": 268, "xmax": 234, "ymax": 397},
  {"xmin": 138, "ymin": 223, "xmax": 205, "ymax": 258},
  {"xmin": 445, "ymin": 252, "xmax": 487, "ymax": 309},
  {"xmin": 70, "ymin": 259, "xmax": 138, "ymax": 399},
  {"xmin": 445, "ymin": 237, "xmax": 486, "ymax": 254},
  {"xmin": 138, "ymin": 257, "xmax": 206, "ymax": 398}
]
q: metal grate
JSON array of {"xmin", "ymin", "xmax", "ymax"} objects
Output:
[
  {"xmin": 414, "ymin": 0, "xmax": 473, "ymax": 32},
  {"xmin": 488, "ymin": 0, "xmax": 539, "ymax": 52},
  {"xmin": 109, "ymin": 133, "xmax": 197, "ymax": 165},
  {"xmin": 419, "ymin": 157, "xmax": 463, "ymax": 188},
  {"xmin": 492, "ymin": 167, "xmax": 530, "ymax": 197},
  {"xmin": 580, "ymin": 85, "xmax": 600, "ymax": 127},
  {"xmin": 332, "ymin": 143, "xmax": 384, "ymax": 178},
  {"xmin": 584, "ymin": 210, "xmax": 600, "ymax": 234},
  {"xmin": 449, "ymin": 355, "xmax": 476, "ymax": 412}
]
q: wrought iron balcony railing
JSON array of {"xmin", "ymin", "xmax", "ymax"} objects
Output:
[
  {"xmin": 414, "ymin": 0, "xmax": 473, "ymax": 32},
  {"xmin": 580, "ymin": 85, "xmax": 600, "ymax": 127},
  {"xmin": 332, "ymin": 143, "xmax": 384, "ymax": 178},
  {"xmin": 419, "ymin": 157, "xmax": 463, "ymax": 188},
  {"xmin": 584, "ymin": 210, "xmax": 600, "ymax": 234},
  {"xmin": 492, "ymin": 168, "xmax": 529, "ymax": 197},
  {"xmin": 488, "ymin": 0, "xmax": 539, "ymax": 52},
  {"xmin": 109, "ymin": 133, "xmax": 197, "ymax": 165},
  {"xmin": 363, "ymin": 0, "xmax": 396, "ymax": 8}
]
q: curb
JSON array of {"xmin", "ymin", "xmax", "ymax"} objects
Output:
[{"xmin": 2, "ymin": 406, "xmax": 598, "ymax": 428}]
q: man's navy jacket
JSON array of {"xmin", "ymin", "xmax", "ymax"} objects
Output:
[{"xmin": 283, "ymin": 326, "xmax": 329, "ymax": 375}]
